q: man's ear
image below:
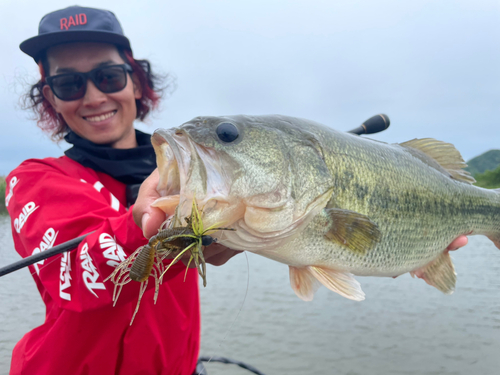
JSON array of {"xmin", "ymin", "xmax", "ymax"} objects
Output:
[
  {"xmin": 42, "ymin": 84, "xmax": 60, "ymax": 112},
  {"xmin": 131, "ymin": 73, "xmax": 143, "ymax": 100}
]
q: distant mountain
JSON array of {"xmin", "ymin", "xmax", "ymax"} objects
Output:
[{"xmin": 465, "ymin": 149, "xmax": 500, "ymax": 176}]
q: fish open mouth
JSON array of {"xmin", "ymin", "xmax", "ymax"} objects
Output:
[
  {"xmin": 151, "ymin": 128, "xmax": 332, "ymax": 253},
  {"xmin": 151, "ymin": 129, "xmax": 235, "ymax": 224}
]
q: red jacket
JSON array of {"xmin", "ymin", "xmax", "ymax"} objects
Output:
[{"xmin": 6, "ymin": 156, "xmax": 200, "ymax": 375}]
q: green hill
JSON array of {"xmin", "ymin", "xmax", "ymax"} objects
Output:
[
  {"xmin": 473, "ymin": 165, "xmax": 500, "ymax": 189},
  {"xmin": 464, "ymin": 149, "xmax": 500, "ymax": 189},
  {"xmin": 465, "ymin": 149, "xmax": 500, "ymax": 176},
  {"xmin": 0, "ymin": 176, "xmax": 6, "ymax": 215}
]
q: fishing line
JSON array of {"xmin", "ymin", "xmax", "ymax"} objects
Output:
[
  {"xmin": 199, "ymin": 251, "xmax": 250, "ymax": 373},
  {"xmin": 30, "ymin": 255, "xmax": 60, "ymax": 277}
]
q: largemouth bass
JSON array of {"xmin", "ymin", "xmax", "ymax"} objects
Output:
[{"xmin": 151, "ymin": 115, "xmax": 500, "ymax": 301}]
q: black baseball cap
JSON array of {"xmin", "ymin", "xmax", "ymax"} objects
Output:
[{"xmin": 20, "ymin": 6, "xmax": 131, "ymax": 62}]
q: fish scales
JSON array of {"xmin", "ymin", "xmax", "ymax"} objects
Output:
[
  {"xmin": 151, "ymin": 114, "xmax": 500, "ymax": 300},
  {"xmin": 303, "ymin": 126, "xmax": 500, "ymax": 276}
]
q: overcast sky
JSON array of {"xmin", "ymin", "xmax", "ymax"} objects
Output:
[{"xmin": 1, "ymin": 0, "xmax": 499, "ymax": 175}]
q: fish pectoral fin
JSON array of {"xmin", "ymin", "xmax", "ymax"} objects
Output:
[
  {"xmin": 309, "ymin": 266, "xmax": 365, "ymax": 301},
  {"xmin": 324, "ymin": 208, "xmax": 381, "ymax": 255},
  {"xmin": 410, "ymin": 252, "xmax": 456, "ymax": 294},
  {"xmin": 289, "ymin": 266, "xmax": 322, "ymax": 301},
  {"xmin": 399, "ymin": 138, "xmax": 475, "ymax": 184}
]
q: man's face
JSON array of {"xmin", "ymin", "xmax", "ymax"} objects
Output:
[{"xmin": 43, "ymin": 42, "xmax": 142, "ymax": 149}]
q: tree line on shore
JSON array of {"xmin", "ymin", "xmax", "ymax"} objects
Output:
[
  {"xmin": 0, "ymin": 176, "xmax": 5, "ymax": 215},
  {"xmin": 473, "ymin": 165, "xmax": 500, "ymax": 189},
  {"xmin": 465, "ymin": 149, "xmax": 500, "ymax": 189}
]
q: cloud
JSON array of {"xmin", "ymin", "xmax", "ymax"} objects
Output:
[{"xmin": 1, "ymin": 0, "xmax": 498, "ymax": 175}]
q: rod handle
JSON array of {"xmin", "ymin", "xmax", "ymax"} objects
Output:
[{"xmin": 348, "ymin": 114, "xmax": 390, "ymax": 135}]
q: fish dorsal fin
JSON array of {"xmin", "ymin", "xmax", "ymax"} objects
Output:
[
  {"xmin": 399, "ymin": 138, "xmax": 475, "ymax": 184},
  {"xmin": 410, "ymin": 251, "xmax": 456, "ymax": 294},
  {"xmin": 324, "ymin": 208, "xmax": 381, "ymax": 255}
]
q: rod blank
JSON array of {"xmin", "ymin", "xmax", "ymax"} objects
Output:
[{"xmin": 0, "ymin": 232, "xmax": 92, "ymax": 277}]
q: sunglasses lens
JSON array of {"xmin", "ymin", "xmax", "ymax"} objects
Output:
[
  {"xmin": 94, "ymin": 66, "xmax": 127, "ymax": 93},
  {"xmin": 49, "ymin": 65, "xmax": 130, "ymax": 101},
  {"xmin": 51, "ymin": 74, "xmax": 86, "ymax": 101}
]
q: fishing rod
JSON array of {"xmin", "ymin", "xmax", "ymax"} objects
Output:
[
  {"xmin": 0, "ymin": 232, "xmax": 93, "ymax": 277},
  {"xmin": 197, "ymin": 356, "xmax": 267, "ymax": 375},
  {"xmin": 0, "ymin": 114, "xmax": 391, "ymax": 279},
  {"xmin": 348, "ymin": 113, "xmax": 390, "ymax": 135}
]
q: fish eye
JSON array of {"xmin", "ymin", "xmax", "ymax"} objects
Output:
[{"xmin": 216, "ymin": 123, "xmax": 239, "ymax": 143}]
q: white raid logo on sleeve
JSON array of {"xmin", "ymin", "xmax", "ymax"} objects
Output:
[
  {"xmin": 80, "ymin": 243, "xmax": 106, "ymax": 297},
  {"xmin": 59, "ymin": 252, "xmax": 72, "ymax": 301},
  {"xmin": 32, "ymin": 228, "xmax": 59, "ymax": 275},
  {"xmin": 5, "ymin": 176, "xmax": 19, "ymax": 207},
  {"xmin": 99, "ymin": 233, "xmax": 127, "ymax": 268},
  {"xmin": 92, "ymin": 181, "xmax": 121, "ymax": 211},
  {"xmin": 14, "ymin": 201, "xmax": 39, "ymax": 233},
  {"xmin": 80, "ymin": 179, "xmax": 121, "ymax": 211}
]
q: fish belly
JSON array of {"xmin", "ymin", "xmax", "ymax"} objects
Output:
[{"xmin": 255, "ymin": 212, "xmax": 459, "ymax": 277}]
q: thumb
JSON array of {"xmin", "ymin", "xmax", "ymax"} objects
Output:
[
  {"xmin": 133, "ymin": 169, "xmax": 166, "ymax": 239},
  {"xmin": 141, "ymin": 207, "xmax": 166, "ymax": 239}
]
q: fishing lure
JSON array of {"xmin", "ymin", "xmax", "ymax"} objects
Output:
[{"xmin": 105, "ymin": 198, "xmax": 234, "ymax": 323}]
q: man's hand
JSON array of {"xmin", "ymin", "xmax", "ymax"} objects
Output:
[
  {"xmin": 133, "ymin": 169, "xmax": 241, "ymax": 266},
  {"xmin": 447, "ymin": 235, "xmax": 468, "ymax": 251},
  {"xmin": 133, "ymin": 169, "xmax": 165, "ymax": 239},
  {"xmin": 197, "ymin": 244, "xmax": 242, "ymax": 267}
]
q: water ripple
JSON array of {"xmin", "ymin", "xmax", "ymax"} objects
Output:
[{"xmin": 1, "ymin": 218, "xmax": 500, "ymax": 374}]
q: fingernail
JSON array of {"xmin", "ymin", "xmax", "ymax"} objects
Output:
[{"xmin": 141, "ymin": 213, "xmax": 150, "ymax": 237}]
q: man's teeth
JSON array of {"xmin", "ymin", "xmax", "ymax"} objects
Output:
[{"xmin": 85, "ymin": 111, "xmax": 116, "ymax": 122}]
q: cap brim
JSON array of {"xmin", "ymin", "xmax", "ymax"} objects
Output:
[{"xmin": 20, "ymin": 30, "xmax": 131, "ymax": 61}]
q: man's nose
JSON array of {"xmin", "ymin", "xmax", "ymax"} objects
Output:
[{"xmin": 82, "ymin": 79, "xmax": 107, "ymax": 107}]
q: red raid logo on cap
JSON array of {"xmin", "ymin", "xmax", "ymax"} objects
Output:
[
  {"xmin": 60, "ymin": 13, "xmax": 88, "ymax": 31},
  {"xmin": 19, "ymin": 6, "xmax": 132, "ymax": 61}
]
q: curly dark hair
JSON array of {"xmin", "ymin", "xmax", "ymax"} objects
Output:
[{"xmin": 24, "ymin": 46, "xmax": 170, "ymax": 141}]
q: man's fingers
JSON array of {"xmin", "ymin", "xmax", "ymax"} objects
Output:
[
  {"xmin": 132, "ymin": 169, "xmax": 165, "ymax": 239},
  {"xmin": 142, "ymin": 207, "xmax": 166, "ymax": 239},
  {"xmin": 447, "ymin": 235, "xmax": 468, "ymax": 251},
  {"xmin": 204, "ymin": 249, "xmax": 242, "ymax": 266},
  {"xmin": 175, "ymin": 244, "xmax": 242, "ymax": 267}
]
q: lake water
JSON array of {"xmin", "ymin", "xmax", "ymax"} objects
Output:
[{"xmin": 1, "ymin": 214, "xmax": 499, "ymax": 374}]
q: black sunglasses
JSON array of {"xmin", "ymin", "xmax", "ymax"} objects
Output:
[{"xmin": 46, "ymin": 64, "xmax": 133, "ymax": 101}]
